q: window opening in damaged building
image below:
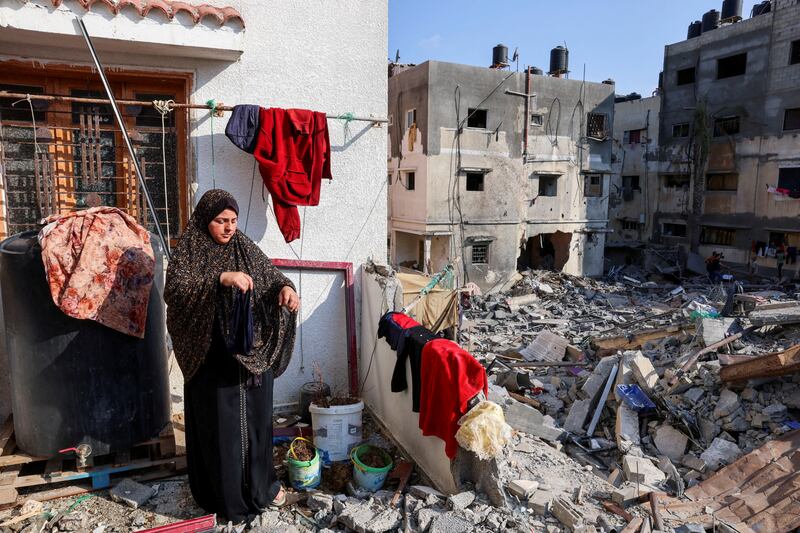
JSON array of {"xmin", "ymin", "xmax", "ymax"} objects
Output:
[
  {"xmin": 405, "ymin": 171, "xmax": 416, "ymax": 190},
  {"xmin": 790, "ymin": 40, "xmax": 800, "ymax": 65},
  {"xmin": 584, "ymin": 174, "xmax": 603, "ymax": 197},
  {"xmin": 784, "ymin": 108, "xmax": 800, "ymax": 131},
  {"xmin": 676, "ymin": 67, "xmax": 696, "ymax": 86},
  {"xmin": 586, "ymin": 113, "xmax": 608, "ymax": 139},
  {"xmin": 662, "ymin": 222, "xmax": 687, "ymax": 237},
  {"xmin": 706, "ymin": 173, "xmax": 738, "ymax": 191},
  {"xmin": 672, "ymin": 123, "xmax": 690, "ymax": 138},
  {"xmin": 467, "ymin": 108, "xmax": 488, "ymax": 129},
  {"xmin": 471, "ymin": 243, "xmax": 489, "ymax": 264},
  {"xmin": 713, "ymin": 116, "xmax": 740, "ymax": 137},
  {"xmin": 465, "ymin": 172, "xmax": 484, "ymax": 191},
  {"xmin": 717, "ymin": 53, "xmax": 747, "ymax": 79},
  {"xmin": 538, "ymin": 175, "xmax": 558, "ymax": 197}
]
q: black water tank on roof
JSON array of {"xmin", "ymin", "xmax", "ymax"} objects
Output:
[
  {"xmin": 549, "ymin": 46, "xmax": 568, "ymax": 74},
  {"xmin": 492, "ymin": 44, "xmax": 508, "ymax": 67},
  {"xmin": 722, "ymin": 0, "xmax": 743, "ymax": 20},
  {"xmin": 530, "ymin": 66, "xmax": 544, "ymax": 76},
  {"xmin": 752, "ymin": 0, "xmax": 771, "ymax": 16},
  {"xmin": 0, "ymin": 231, "xmax": 170, "ymax": 457},
  {"xmin": 701, "ymin": 9, "xmax": 720, "ymax": 32},
  {"xmin": 687, "ymin": 20, "xmax": 702, "ymax": 39}
]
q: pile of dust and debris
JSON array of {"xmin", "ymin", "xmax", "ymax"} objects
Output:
[{"xmin": 2, "ymin": 267, "xmax": 799, "ymax": 532}]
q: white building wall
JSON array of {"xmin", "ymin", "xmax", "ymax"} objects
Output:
[{"xmin": 0, "ymin": 0, "xmax": 388, "ymax": 407}]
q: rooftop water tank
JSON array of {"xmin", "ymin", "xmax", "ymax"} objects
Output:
[
  {"xmin": 530, "ymin": 66, "xmax": 544, "ymax": 76},
  {"xmin": 549, "ymin": 46, "xmax": 568, "ymax": 75},
  {"xmin": 701, "ymin": 9, "xmax": 720, "ymax": 32},
  {"xmin": 752, "ymin": 0, "xmax": 771, "ymax": 16},
  {"xmin": 687, "ymin": 21, "xmax": 702, "ymax": 39},
  {"xmin": 492, "ymin": 44, "xmax": 509, "ymax": 67},
  {"xmin": 721, "ymin": 0, "xmax": 743, "ymax": 21},
  {"xmin": 0, "ymin": 231, "xmax": 170, "ymax": 457}
]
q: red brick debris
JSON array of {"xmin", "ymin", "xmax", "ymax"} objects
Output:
[{"xmin": 46, "ymin": 0, "xmax": 245, "ymax": 27}]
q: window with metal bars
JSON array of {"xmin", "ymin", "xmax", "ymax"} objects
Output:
[
  {"xmin": 586, "ymin": 113, "xmax": 608, "ymax": 139},
  {"xmin": 701, "ymin": 226, "xmax": 736, "ymax": 246},
  {"xmin": 0, "ymin": 64, "xmax": 188, "ymax": 241},
  {"xmin": 471, "ymin": 243, "xmax": 489, "ymax": 264}
]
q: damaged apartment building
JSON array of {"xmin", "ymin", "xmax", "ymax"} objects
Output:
[
  {"xmin": 607, "ymin": 0, "xmax": 800, "ymax": 275},
  {"xmin": 607, "ymin": 93, "xmax": 661, "ymax": 266},
  {"xmin": 387, "ymin": 48, "xmax": 615, "ymax": 291}
]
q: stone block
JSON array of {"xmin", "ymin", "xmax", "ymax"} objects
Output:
[
  {"xmin": 409, "ymin": 485, "xmax": 445, "ymax": 499},
  {"xmin": 307, "ymin": 492, "xmax": 334, "ymax": 513},
  {"xmin": 700, "ymin": 438, "xmax": 742, "ymax": 472},
  {"xmin": 447, "ymin": 491, "xmax": 475, "ymax": 511},
  {"xmin": 683, "ymin": 387, "xmax": 705, "ymax": 404},
  {"xmin": 581, "ymin": 356, "xmax": 618, "ymax": 401},
  {"xmin": 654, "ymin": 425, "xmax": 688, "ymax": 462},
  {"xmin": 615, "ymin": 404, "xmax": 640, "ymax": 450},
  {"xmin": 714, "ymin": 389, "xmax": 739, "ymax": 419},
  {"xmin": 505, "ymin": 401, "xmax": 565, "ymax": 442},
  {"xmin": 528, "ymin": 490, "xmax": 554, "ymax": 515},
  {"xmin": 680, "ymin": 454, "xmax": 706, "ymax": 473},
  {"xmin": 612, "ymin": 484, "xmax": 652, "ymax": 506},
  {"xmin": 109, "ymin": 479, "xmax": 155, "ymax": 509},
  {"xmin": 416, "ymin": 509, "xmax": 443, "ymax": 532},
  {"xmin": 507, "ymin": 479, "xmax": 539, "ymax": 499},
  {"xmin": 564, "ymin": 399, "xmax": 592, "ymax": 434},
  {"xmin": 429, "ymin": 514, "xmax": 473, "ymax": 533},
  {"xmin": 622, "ymin": 455, "xmax": 665, "ymax": 485},
  {"xmin": 629, "ymin": 351, "xmax": 658, "ymax": 392}
]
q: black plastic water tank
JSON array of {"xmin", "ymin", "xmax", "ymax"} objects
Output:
[
  {"xmin": 687, "ymin": 21, "xmax": 702, "ymax": 39},
  {"xmin": 492, "ymin": 44, "xmax": 508, "ymax": 67},
  {"xmin": 0, "ymin": 231, "xmax": 170, "ymax": 457},
  {"xmin": 701, "ymin": 9, "xmax": 720, "ymax": 32},
  {"xmin": 752, "ymin": 0, "xmax": 771, "ymax": 16},
  {"xmin": 722, "ymin": 0, "xmax": 743, "ymax": 20},
  {"xmin": 530, "ymin": 66, "xmax": 544, "ymax": 76},
  {"xmin": 549, "ymin": 46, "xmax": 568, "ymax": 75}
]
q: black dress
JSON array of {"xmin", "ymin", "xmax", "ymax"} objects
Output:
[{"xmin": 184, "ymin": 320, "xmax": 280, "ymax": 524}]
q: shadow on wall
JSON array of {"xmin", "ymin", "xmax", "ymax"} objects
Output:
[{"xmin": 526, "ymin": 232, "xmax": 571, "ymax": 271}]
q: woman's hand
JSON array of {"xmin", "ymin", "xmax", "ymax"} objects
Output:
[
  {"xmin": 219, "ymin": 272, "xmax": 254, "ymax": 292},
  {"xmin": 278, "ymin": 286, "xmax": 300, "ymax": 312}
]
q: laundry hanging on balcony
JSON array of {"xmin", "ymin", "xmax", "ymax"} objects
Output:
[{"xmin": 225, "ymin": 105, "xmax": 331, "ymax": 242}]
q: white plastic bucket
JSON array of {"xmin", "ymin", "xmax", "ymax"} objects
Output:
[{"xmin": 309, "ymin": 400, "xmax": 364, "ymax": 463}]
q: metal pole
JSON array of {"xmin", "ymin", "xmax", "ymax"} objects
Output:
[{"xmin": 76, "ymin": 18, "xmax": 171, "ymax": 260}]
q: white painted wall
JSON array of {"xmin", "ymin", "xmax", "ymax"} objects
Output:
[{"xmin": 0, "ymin": 0, "xmax": 388, "ymax": 406}]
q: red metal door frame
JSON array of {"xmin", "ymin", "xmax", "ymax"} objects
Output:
[{"xmin": 271, "ymin": 259, "xmax": 358, "ymax": 396}]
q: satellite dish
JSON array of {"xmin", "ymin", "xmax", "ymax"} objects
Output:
[{"xmin": 395, "ymin": 49, "xmax": 401, "ymax": 63}]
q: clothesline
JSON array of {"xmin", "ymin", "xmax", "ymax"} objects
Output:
[{"xmin": 0, "ymin": 91, "xmax": 388, "ymax": 124}]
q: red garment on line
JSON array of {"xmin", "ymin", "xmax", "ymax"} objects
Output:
[
  {"xmin": 419, "ymin": 339, "xmax": 488, "ymax": 459},
  {"xmin": 254, "ymin": 108, "xmax": 332, "ymax": 242}
]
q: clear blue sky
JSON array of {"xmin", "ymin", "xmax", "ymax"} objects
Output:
[{"xmin": 389, "ymin": 1, "xmax": 760, "ymax": 95}]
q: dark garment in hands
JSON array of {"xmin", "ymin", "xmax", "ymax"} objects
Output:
[
  {"xmin": 391, "ymin": 326, "xmax": 438, "ymax": 413},
  {"xmin": 226, "ymin": 289, "xmax": 254, "ymax": 357}
]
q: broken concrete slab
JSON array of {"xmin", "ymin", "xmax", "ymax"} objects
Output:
[
  {"xmin": 713, "ymin": 389, "xmax": 740, "ymax": 419},
  {"xmin": 698, "ymin": 317, "xmax": 742, "ymax": 346},
  {"xmin": 416, "ymin": 509, "xmax": 443, "ymax": 532},
  {"xmin": 429, "ymin": 514, "xmax": 473, "ymax": 533},
  {"xmin": 629, "ymin": 351, "xmax": 658, "ymax": 393},
  {"xmin": 507, "ymin": 480, "xmax": 539, "ymax": 500},
  {"xmin": 307, "ymin": 492, "xmax": 334, "ymax": 514},
  {"xmin": 109, "ymin": 479, "xmax": 155, "ymax": 509},
  {"xmin": 564, "ymin": 399, "xmax": 592, "ymax": 435},
  {"xmin": 504, "ymin": 400, "xmax": 565, "ymax": 442},
  {"xmin": 409, "ymin": 485, "xmax": 445, "ymax": 500},
  {"xmin": 528, "ymin": 490, "xmax": 554, "ymax": 515},
  {"xmin": 615, "ymin": 403, "xmax": 641, "ymax": 450},
  {"xmin": 519, "ymin": 330, "xmax": 569, "ymax": 362},
  {"xmin": 447, "ymin": 491, "xmax": 476, "ymax": 511},
  {"xmin": 337, "ymin": 501, "xmax": 402, "ymax": 533},
  {"xmin": 622, "ymin": 456, "xmax": 665, "ymax": 485},
  {"xmin": 581, "ymin": 356, "xmax": 619, "ymax": 401},
  {"xmin": 700, "ymin": 438, "xmax": 743, "ymax": 472},
  {"xmin": 748, "ymin": 306, "xmax": 800, "ymax": 327},
  {"xmin": 653, "ymin": 425, "xmax": 688, "ymax": 463}
]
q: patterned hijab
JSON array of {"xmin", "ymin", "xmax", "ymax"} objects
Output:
[{"xmin": 165, "ymin": 189, "xmax": 297, "ymax": 382}]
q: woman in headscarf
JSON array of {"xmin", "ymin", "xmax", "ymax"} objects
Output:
[{"xmin": 165, "ymin": 189, "xmax": 299, "ymax": 524}]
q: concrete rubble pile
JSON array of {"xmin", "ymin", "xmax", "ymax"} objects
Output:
[
  {"xmin": 458, "ymin": 268, "xmax": 800, "ymax": 532},
  {"xmin": 2, "ymin": 268, "xmax": 799, "ymax": 532}
]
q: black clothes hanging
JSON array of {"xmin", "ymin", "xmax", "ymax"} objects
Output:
[
  {"xmin": 391, "ymin": 325, "xmax": 439, "ymax": 413},
  {"xmin": 184, "ymin": 320, "xmax": 280, "ymax": 524}
]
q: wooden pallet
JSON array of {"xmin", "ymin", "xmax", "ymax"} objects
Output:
[{"xmin": 0, "ymin": 414, "xmax": 186, "ymax": 505}]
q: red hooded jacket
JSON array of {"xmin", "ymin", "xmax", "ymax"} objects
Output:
[{"xmin": 254, "ymin": 108, "xmax": 332, "ymax": 242}]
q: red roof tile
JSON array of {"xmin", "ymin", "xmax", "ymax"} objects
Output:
[{"xmin": 48, "ymin": 0, "xmax": 245, "ymax": 28}]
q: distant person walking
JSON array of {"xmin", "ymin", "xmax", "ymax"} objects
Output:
[
  {"xmin": 706, "ymin": 252, "xmax": 723, "ymax": 283},
  {"xmin": 776, "ymin": 245, "xmax": 786, "ymax": 280}
]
